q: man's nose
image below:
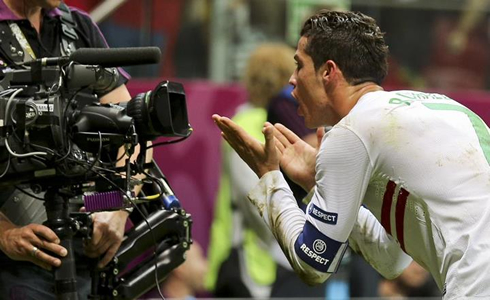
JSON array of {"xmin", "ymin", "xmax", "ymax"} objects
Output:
[{"xmin": 288, "ymin": 74, "xmax": 296, "ymax": 88}]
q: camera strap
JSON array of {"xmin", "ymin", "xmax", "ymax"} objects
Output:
[
  {"xmin": 0, "ymin": 22, "xmax": 28, "ymax": 66},
  {"xmin": 0, "ymin": 2, "xmax": 78, "ymax": 67},
  {"xmin": 57, "ymin": 2, "xmax": 78, "ymax": 56}
]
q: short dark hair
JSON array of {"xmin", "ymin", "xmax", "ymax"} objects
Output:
[{"xmin": 300, "ymin": 10, "xmax": 389, "ymax": 85}]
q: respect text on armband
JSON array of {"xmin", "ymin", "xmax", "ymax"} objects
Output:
[
  {"xmin": 294, "ymin": 221, "xmax": 344, "ymax": 272},
  {"xmin": 299, "ymin": 243, "xmax": 330, "ymax": 265},
  {"xmin": 308, "ymin": 204, "xmax": 338, "ymax": 225}
]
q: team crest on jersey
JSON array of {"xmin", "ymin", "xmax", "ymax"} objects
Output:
[{"xmin": 308, "ymin": 203, "xmax": 338, "ymax": 225}]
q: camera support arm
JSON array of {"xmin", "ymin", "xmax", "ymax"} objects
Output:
[{"xmin": 90, "ymin": 207, "xmax": 192, "ymax": 299}]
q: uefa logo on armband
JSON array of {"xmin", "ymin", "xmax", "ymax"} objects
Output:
[{"xmin": 313, "ymin": 239, "xmax": 327, "ymax": 254}]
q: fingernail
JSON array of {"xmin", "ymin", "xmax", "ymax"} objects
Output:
[
  {"xmin": 97, "ymin": 262, "xmax": 104, "ymax": 269},
  {"xmin": 55, "ymin": 259, "xmax": 61, "ymax": 267},
  {"xmin": 60, "ymin": 249, "xmax": 67, "ymax": 256}
]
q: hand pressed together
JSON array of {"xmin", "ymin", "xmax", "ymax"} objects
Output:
[
  {"xmin": 213, "ymin": 114, "xmax": 323, "ymax": 191},
  {"xmin": 213, "ymin": 114, "xmax": 280, "ymax": 178},
  {"xmin": 272, "ymin": 124, "xmax": 324, "ymax": 191}
]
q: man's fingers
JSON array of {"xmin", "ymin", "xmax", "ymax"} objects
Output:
[
  {"xmin": 273, "ymin": 125, "xmax": 292, "ymax": 149},
  {"xmin": 94, "ymin": 238, "xmax": 112, "ymax": 256},
  {"xmin": 30, "ymin": 234, "xmax": 68, "ymax": 258},
  {"xmin": 31, "ymin": 224, "xmax": 60, "ymax": 244},
  {"xmin": 263, "ymin": 122, "xmax": 276, "ymax": 155},
  {"xmin": 219, "ymin": 123, "xmax": 243, "ymax": 141},
  {"xmin": 33, "ymin": 248, "xmax": 62, "ymax": 268},
  {"xmin": 84, "ymin": 236, "xmax": 110, "ymax": 257},
  {"xmin": 211, "ymin": 114, "xmax": 222, "ymax": 123},
  {"xmin": 90, "ymin": 224, "xmax": 103, "ymax": 247},
  {"xmin": 274, "ymin": 136, "xmax": 285, "ymax": 153},
  {"xmin": 98, "ymin": 243, "xmax": 120, "ymax": 269},
  {"xmin": 39, "ymin": 241, "xmax": 67, "ymax": 258},
  {"xmin": 274, "ymin": 123, "xmax": 301, "ymax": 144},
  {"xmin": 214, "ymin": 115, "xmax": 248, "ymax": 138}
]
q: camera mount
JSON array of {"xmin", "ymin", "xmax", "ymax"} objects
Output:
[{"xmin": 0, "ymin": 47, "xmax": 193, "ymax": 299}]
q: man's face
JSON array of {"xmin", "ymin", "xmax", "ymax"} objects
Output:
[{"xmin": 289, "ymin": 36, "xmax": 334, "ymax": 128}]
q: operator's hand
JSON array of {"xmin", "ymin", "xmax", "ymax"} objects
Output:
[
  {"xmin": 213, "ymin": 114, "xmax": 280, "ymax": 178},
  {"xmin": 0, "ymin": 221, "xmax": 67, "ymax": 271},
  {"xmin": 83, "ymin": 210, "xmax": 128, "ymax": 268},
  {"xmin": 273, "ymin": 123, "xmax": 324, "ymax": 191}
]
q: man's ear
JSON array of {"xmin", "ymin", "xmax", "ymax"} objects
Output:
[{"xmin": 322, "ymin": 60, "xmax": 341, "ymax": 84}]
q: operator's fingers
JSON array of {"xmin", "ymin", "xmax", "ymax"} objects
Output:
[
  {"xmin": 97, "ymin": 242, "xmax": 121, "ymax": 269},
  {"xmin": 31, "ymin": 235, "xmax": 67, "ymax": 258},
  {"xmin": 274, "ymin": 123, "xmax": 301, "ymax": 144},
  {"xmin": 93, "ymin": 236, "xmax": 112, "ymax": 256},
  {"xmin": 90, "ymin": 221, "xmax": 103, "ymax": 247},
  {"xmin": 84, "ymin": 229, "xmax": 109, "ymax": 258},
  {"xmin": 31, "ymin": 224, "xmax": 60, "ymax": 244},
  {"xmin": 30, "ymin": 224, "xmax": 67, "ymax": 267},
  {"xmin": 32, "ymin": 247, "xmax": 62, "ymax": 269}
]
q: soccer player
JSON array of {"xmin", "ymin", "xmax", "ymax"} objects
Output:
[{"xmin": 213, "ymin": 9, "xmax": 490, "ymax": 299}]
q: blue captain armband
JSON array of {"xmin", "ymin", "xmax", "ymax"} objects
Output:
[{"xmin": 294, "ymin": 221, "xmax": 348, "ymax": 273}]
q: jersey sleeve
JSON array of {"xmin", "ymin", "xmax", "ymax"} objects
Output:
[
  {"xmin": 349, "ymin": 205, "xmax": 412, "ymax": 279},
  {"xmin": 228, "ymin": 146, "xmax": 277, "ymax": 247},
  {"xmin": 247, "ymin": 126, "xmax": 374, "ymax": 285}
]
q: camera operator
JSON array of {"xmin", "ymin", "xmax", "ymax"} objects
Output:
[{"xmin": 0, "ymin": 1, "xmax": 142, "ymax": 298}]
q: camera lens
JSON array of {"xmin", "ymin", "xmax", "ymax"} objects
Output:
[{"xmin": 126, "ymin": 81, "xmax": 190, "ymax": 141}]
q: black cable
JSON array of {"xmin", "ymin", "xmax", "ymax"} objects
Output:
[
  {"xmin": 54, "ymin": 141, "xmax": 72, "ymax": 163},
  {"xmin": 138, "ymin": 170, "xmax": 164, "ymax": 201},
  {"xmin": 28, "ymin": 143, "xmax": 57, "ymax": 155}
]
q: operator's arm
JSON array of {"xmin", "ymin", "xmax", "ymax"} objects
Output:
[
  {"xmin": 349, "ymin": 205, "xmax": 412, "ymax": 279},
  {"xmin": 248, "ymin": 126, "xmax": 371, "ymax": 285}
]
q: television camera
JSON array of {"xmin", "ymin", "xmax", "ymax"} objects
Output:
[{"xmin": 0, "ymin": 47, "xmax": 193, "ymax": 299}]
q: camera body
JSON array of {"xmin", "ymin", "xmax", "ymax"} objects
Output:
[{"xmin": 0, "ymin": 61, "xmax": 190, "ymax": 187}]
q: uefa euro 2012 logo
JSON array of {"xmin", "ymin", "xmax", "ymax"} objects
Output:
[{"xmin": 313, "ymin": 239, "xmax": 327, "ymax": 254}]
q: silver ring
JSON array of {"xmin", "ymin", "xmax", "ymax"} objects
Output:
[{"xmin": 31, "ymin": 246, "xmax": 39, "ymax": 257}]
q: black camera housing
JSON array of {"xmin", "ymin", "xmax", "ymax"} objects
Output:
[{"xmin": 0, "ymin": 63, "xmax": 190, "ymax": 186}]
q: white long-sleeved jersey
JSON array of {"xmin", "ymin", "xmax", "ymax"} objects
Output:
[{"xmin": 248, "ymin": 90, "xmax": 490, "ymax": 299}]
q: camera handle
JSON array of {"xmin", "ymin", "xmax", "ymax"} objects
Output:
[{"xmin": 43, "ymin": 188, "xmax": 90, "ymax": 300}]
